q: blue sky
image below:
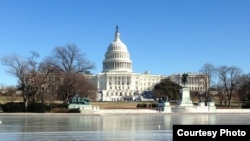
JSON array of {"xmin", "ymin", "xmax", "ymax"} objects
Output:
[{"xmin": 0, "ymin": 0, "xmax": 250, "ymax": 87}]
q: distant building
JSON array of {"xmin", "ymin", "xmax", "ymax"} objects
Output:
[{"xmin": 168, "ymin": 73, "xmax": 209, "ymax": 93}]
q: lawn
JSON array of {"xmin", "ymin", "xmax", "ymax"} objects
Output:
[{"xmin": 91, "ymin": 101, "xmax": 156, "ymax": 109}]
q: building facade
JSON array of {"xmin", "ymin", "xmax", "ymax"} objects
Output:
[
  {"xmin": 87, "ymin": 26, "xmax": 165, "ymax": 101},
  {"xmin": 168, "ymin": 73, "xmax": 209, "ymax": 93},
  {"xmin": 87, "ymin": 26, "xmax": 209, "ymax": 101}
]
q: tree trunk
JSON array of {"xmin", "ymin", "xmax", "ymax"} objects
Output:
[{"xmin": 23, "ymin": 90, "xmax": 28, "ymax": 112}]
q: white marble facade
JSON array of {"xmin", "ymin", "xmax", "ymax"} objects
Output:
[
  {"xmin": 86, "ymin": 26, "xmax": 164, "ymax": 101},
  {"xmin": 86, "ymin": 26, "xmax": 209, "ymax": 101},
  {"xmin": 168, "ymin": 73, "xmax": 209, "ymax": 93}
]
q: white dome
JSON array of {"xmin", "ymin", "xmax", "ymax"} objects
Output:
[
  {"xmin": 102, "ymin": 26, "xmax": 132, "ymax": 73},
  {"xmin": 107, "ymin": 40, "xmax": 128, "ymax": 52}
]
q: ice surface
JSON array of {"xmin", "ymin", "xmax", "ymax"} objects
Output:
[{"xmin": 0, "ymin": 113, "xmax": 249, "ymax": 141}]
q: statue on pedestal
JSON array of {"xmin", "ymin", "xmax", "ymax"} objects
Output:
[
  {"xmin": 69, "ymin": 94, "xmax": 90, "ymax": 105},
  {"xmin": 182, "ymin": 73, "xmax": 189, "ymax": 87}
]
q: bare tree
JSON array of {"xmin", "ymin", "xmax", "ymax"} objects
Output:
[
  {"xmin": 57, "ymin": 73, "xmax": 97, "ymax": 103},
  {"xmin": 237, "ymin": 73, "xmax": 250, "ymax": 103},
  {"xmin": 1, "ymin": 54, "xmax": 30, "ymax": 111},
  {"xmin": 50, "ymin": 44, "xmax": 96, "ymax": 103},
  {"xmin": 216, "ymin": 82, "xmax": 226, "ymax": 106},
  {"xmin": 216, "ymin": 65, "xmax": 242, "ymax": 106},
  {"xmin": 77, "ymin": 75, "xmax": 97, "ymax": 100},
  {"xmin": 199, "ymin": 63, "xmax": 215, "ymax": 105},
  {"xmin": 25, "ymin": 51, "xmax": 40, "ymax": 102},
  {"xmin": 19, "ymin": 52, "xmax": 58, "ymax": 104},
  {"xmin": 1, "ymin": 51, "xmax": 60, "ymax": 110},
  {"xmin": 53, "ymin": 44, "xmax": 95, "ymax": 73},
  {"xmin": 35, "ymin": 56, "xmax": 61, "ymax": 103},
  {"xmin": 1, "ymin": 44, "xmax": 96, "ymax": 106}
]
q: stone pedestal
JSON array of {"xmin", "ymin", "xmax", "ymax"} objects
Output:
[
  {"xmin": 172, "ymin": 88, "xmax": 194, "ymax": 112},
  {"xmin": 158, "ymin": 102, "xmax": 172, "ymax": 113},
  {"xmin": 208, "ymin": 101, "xmax": 215, "ymax": 106},
  {"xmin": 178, "ymin": 87, "xmax": 193, "ymax": 106},
  {"xmin": 196, "ymin": 101, "xmax": 216, "ymax": 112},
  {"xmin": 207, "ymin": 102, "xmax": 216, "ymax": 112},
  {"xmin": 199, "ymin": 102, "xmax": 205, "ymax": 106},
  {"xmin": 68, "ymin": 104, "xmax": 92, "ymax": 110},
  {"xmin": 197, "ymin": 102, "xmax": 208, "ymax": 112}
]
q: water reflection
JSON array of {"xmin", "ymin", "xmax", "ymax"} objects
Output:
[{"xmin": 0, "ymin": 113, "xmax": 250, "ymax": 141}]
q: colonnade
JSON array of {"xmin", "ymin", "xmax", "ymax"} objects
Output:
[{"xmin": 103, "ymin": 62, "xmax": 132, "ymax": 70}]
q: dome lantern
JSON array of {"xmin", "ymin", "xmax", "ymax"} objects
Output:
[{"xmin": 114, "ymin": 25, "xmax": 120, "ymax": 41}]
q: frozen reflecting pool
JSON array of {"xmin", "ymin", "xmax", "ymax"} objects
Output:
[{"xmin": 0, "ymin": 113, "xmax": 250, "ymax": 141}]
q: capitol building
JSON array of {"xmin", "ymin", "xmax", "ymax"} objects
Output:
[{"xmin": 87, "ymin": 26, "xmax": 208, "ymax": 101}]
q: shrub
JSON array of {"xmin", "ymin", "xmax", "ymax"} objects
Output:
[
  {"xmin": 27, "ymin": 102, "xmax": 47, "ymax": 113},
  {"xmin": 151, "ymin": 103, "xmax": 158, "ymax": 108},
  {"xmin": 0, "ymin": 103, "xmax": 3, "ymax": 111},
  {"xmin": 136, "ymin": 103, "xmax": 147, "ymax": 108},
  {"xmin": 68, "ymin": 108, "xmax": 80, "ymax": 113},
  {"xmin": 52, "ymin": 108, "xmax": 69, "ymax": 113},
  {"xmin": 53, "ymin": 103, "xmax": 68, "ymax": 108},
  {"xmin": 2, "ymin": 102, "xmax": 25, "ymax": 112},
  {"xmin": 46, "ymin": 103, "xmax": 69, "ymax": 112},
  {"xmin": 242, "ymin": 102, "xmax": 250, "ymax": 109}
]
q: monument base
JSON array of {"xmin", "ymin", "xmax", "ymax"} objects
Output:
[
  {"xmin": 175, "ymin": 88, "xmax": 194, "ymax": 112},
  {"xmin": 196, "ymin": 106, "xmax": 217, "ymax": 112},
  {"xmin": 157, "ymin": 102, "xmax": 172, "ymax": 113},
  {"xmin": 172, "ymin": 105, "xmax": 195, "ymax": 112},
  {"xmin": 68, "ymin": 104, "xmax": 100, "ymax": 113},
  {"xmin": 194, "ymin": 101, "xmax": 216, "ymax": 112},
  {"xmin": 199, "ymin": 102, "xmax": 205, "ymax": 106},
  {"xmin": 208, "ymin": 101, "xmax": 215, "ymax": 106},
  {"xmin": 178, "ymin": 87, "xmax": 193, "ymax": 106},
  {"xmin": 207, "ymin": 102, "xmax": 216, "ymax": 112},
  {"xmin": 68, "ymin": 104, "xmax": 92, "ymax": 110}
]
